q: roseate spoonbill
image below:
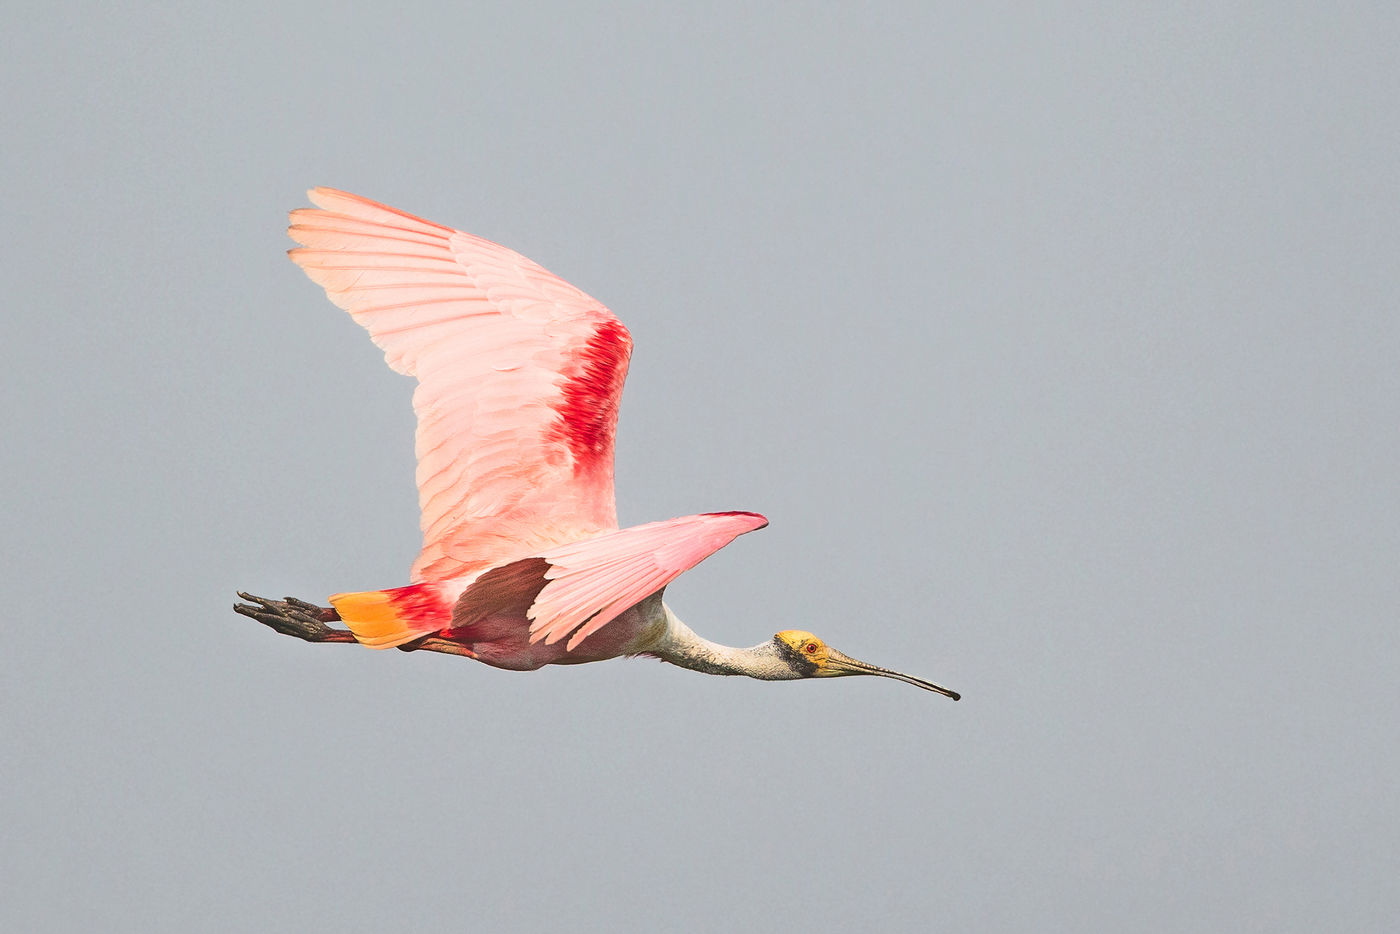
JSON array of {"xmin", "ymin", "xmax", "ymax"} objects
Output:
[{"xmin": 234, "ymin": 188, "xmax": 959, "ymax": 700}]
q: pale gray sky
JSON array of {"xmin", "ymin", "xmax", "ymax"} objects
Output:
[{"xmin": 4, "ymin": 2, "xmax": 1397, "ymax": 931}]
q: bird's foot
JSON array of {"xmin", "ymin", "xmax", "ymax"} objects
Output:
[{"xmin": 234, "ymin": 592, "xmax": 356, "ymax": 643}]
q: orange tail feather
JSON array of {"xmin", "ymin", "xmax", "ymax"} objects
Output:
[{"xmin": 329, "ymin": 582, "xmax": 451, "ymax": 649}]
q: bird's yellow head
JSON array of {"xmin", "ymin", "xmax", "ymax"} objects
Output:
[
  {"xmin": 773, "ymin": 629, "xmax": 960, "ymax": 699},
  {"xmin": 775, "ymin": 630, "xmax": 832, "ymax": 671}
]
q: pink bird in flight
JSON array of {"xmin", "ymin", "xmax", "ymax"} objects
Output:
[{"xmin": 235, "ymin": 188, "xmax": 959, "ymax": 700}]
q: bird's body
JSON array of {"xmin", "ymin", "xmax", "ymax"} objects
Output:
[{"xmin": 235, "ymin": 188, "xmax": 958, "ymax": 700}]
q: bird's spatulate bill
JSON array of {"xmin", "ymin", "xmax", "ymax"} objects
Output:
[{"xmin": 826, "ymin": 650, "xmax": 960, "ymax": 700}]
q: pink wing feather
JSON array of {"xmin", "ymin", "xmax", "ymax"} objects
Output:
[
  {"xmin": 288, "ymin": 188, "xmax": 632, "ymax": 581},
  {"xmin": 529, "ymin": 511, "xmax": 769, "ymax": 650}
]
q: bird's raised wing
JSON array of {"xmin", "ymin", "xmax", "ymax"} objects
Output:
[
  {"xmin": 528, "ymin": 511, "xmax": 769, "ymax": 650},
  {"xmin": 288, "ymin": 188, "xmax": 631, "ymax": 581}
]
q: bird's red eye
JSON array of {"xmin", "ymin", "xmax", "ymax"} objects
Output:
[{"xmin": 805, "ymin": 642, "xmax": 818, "ymax": 654}]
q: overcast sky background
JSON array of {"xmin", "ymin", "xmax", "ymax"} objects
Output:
[{"xmin": 4, "ymin": 3, "xmax": 1397, "ymax": 931}]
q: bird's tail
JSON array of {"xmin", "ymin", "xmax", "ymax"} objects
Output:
[{"xmin": 329, "ymin": 582, "xmax": 453, "ymax": 649}]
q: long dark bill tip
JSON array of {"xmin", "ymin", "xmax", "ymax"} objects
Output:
[
  {"xmin": 884, "ymin": 671, "xmax": 960, "ymax": 701},
  {"xmin": 910, "ymin": 678, "xmax": 960, "ymax": 701},
  {"xmin": 831, "ymin": 652, "xmax": 960, "ymax": 700}
]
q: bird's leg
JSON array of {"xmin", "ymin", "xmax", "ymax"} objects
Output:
[
  {"xmin": 395, "ymin": 634, "xmax": 479, "ymax": 658},
  {"xmin": 234, "ymin": 592, "xmax": 355, "ymax": 643},
  {"xmin": 233, "ymin": 592, "xmax": 478, "ymax": 658}
]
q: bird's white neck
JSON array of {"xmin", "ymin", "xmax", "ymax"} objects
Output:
[{"xmin": 647, "ymin": 603, "xmax": 801, "ymax": 681}]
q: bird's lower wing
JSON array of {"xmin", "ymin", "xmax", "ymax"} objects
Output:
[{"xmin": 528, "ymin": 512, "xmax": 769, "ymax": 651}]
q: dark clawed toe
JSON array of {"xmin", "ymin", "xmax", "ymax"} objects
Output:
[{"xmin": 233, "ymin": 591, "xmax": 356, "ymax": 643}]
